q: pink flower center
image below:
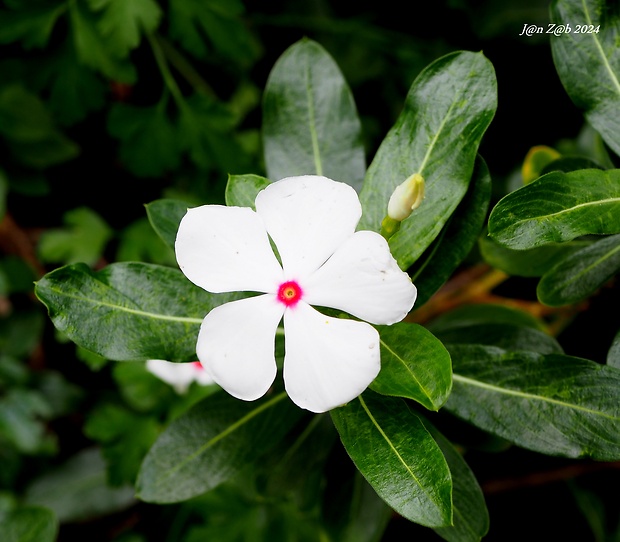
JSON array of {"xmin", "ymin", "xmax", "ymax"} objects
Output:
[
  {"xmin": 277, "ymin": 280, "xmax": 303, "ymax": 307},
  {"xmin": 192, "ymin": 361, "xmax": 203, "ymax": 371}
]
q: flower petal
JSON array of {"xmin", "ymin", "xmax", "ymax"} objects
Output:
[
  {"xmin": 303, "ymin": 230, "xmax": 417, "ymax": 325},
  {"xmin": 283, "ymin": 302, "xmax": 380, "ymax": 413},
  {"xmin": 175, "ymin": 205, "xmax": 283, "ymax": 294},
  {"xmin": 255, "ymin": 176, "xmax": 361, "ymax": 279},
  {"xmin": 146, "ymin": 359, "xmax": 214, "ymax": 394},
  {"xmin": 196, "ymin": 295, "xmax": 284, "ymax": 401}
]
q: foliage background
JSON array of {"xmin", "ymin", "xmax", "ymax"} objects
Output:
[{"xmin": 1, "ymin": 0, "xmax": 619, "ymax": 541}]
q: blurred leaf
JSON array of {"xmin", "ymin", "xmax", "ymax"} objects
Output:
[
  {"xmin": 263, "ymin": 39, "xmax": 365, "ymax": 191},
  {"xmin": 84, "ymin": 403, "xmax": 159, "ymax": 486},
  {"xmin": 489, "ymin": 169, "xmax": 620, "ymax": 249},
  {"xmin": 25, "ymin": 448, "xmax": 136, "ymax": 523},
  {"xmin": 136, "ymin": 391, "xmax": 303, "ymax": 503},
  {"xmin": 411, "ymin": 156, "xmax": 491, "ymax": 306},
  {"xmin": 107, "ymin": 103, "xmax": 180, "ymax": 177},
  {"xmin": 447, "ymin": 344, "xmax": 620, "ymax": 460},
  {"xmin": 540, "ymin": 156, "xmax": 604, "ymax": 176},
  {"xmin": 551, "ymin": 0, "xmax": 620, "ymax": 156},
  {"xmin": 480, "ymin": 235, "xmax": 592, "ymax": 277},
  {"xmin": 90, "ymin": 0, "xmax": 162, "ymax": 57},
  {"xmin": 225, "ymin": 174, "xmax": 270, "ymax": 209},
  {"xmin": 34, "ymin": 370, "xmax": 83, "ymax": 418},
  {"xmin": 537, "ymin": 233, "xmax": 620, "ymax": 306},
  {"xmin": 0, "ymin": 309, "xmax": 45, "ymax": 358},
  {"xmin": 370, "ymin": 323, "xmax": 452, "ymax": 411},
  {"xmin": 35, "ymin": 262, "xmax": 241, "ymax": 361},
  {"xmin": 359, "ymin": 51, "xmax": 497, "ymax": 269},
  {"xmin": 0, "ymin": 2, "xmax": 66, "ymax": 49},
  {"xmin": 68, "ymin": 1, "xmax": 136, "ymax": 82},
  {"xmin": 0, "ymin": 506, "xmax": 58, "ymax": 542},
  {"xmin": 168, "ymin": 0, "xmax": 258, "ymax": 64},
  {"xmin": 116, "ymin": 218, "xmax": 176, "ymax": 266},
  {"xmin": 608, "ymin": 329, "xmax": 620, "ymax": 368},
  {"xmin": 38, "ymin": 207, "xmax": 112, "ymax": 265},
  {"xmin": 0, "ymin": 255, "xmax": 37, "ymax": 295},
  {"xmin": 425, "ymin": 420, "xmax": 489, "ymax": 542},
  {"xmin": 331, "ymin": 391, "xmax": 452, "ymax": 528},
  {"xmin": 0, "ymin": 170, "xmax": 7, "ymax": 220},
  {"xmin": 145, "ymin": 198, "xmax": 191, "ymax": 251},
  {"xmin": 521, "ymin": 145, "xmax": 561, "ymax": 184}
]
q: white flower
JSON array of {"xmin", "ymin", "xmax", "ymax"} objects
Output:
[
  {"xmin": 146, "ymin": 359, "xmax": 214, "ymax": 394},
  {"xmin": 175, "ymin": 175, "xmax": 417, "ymax": 413}
]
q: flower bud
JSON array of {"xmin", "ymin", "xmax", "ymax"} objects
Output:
[{"xmin": 387, "ymin": 173, "xmax": 425, "ymax": 221}]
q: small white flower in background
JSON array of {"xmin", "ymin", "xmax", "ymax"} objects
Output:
[
  {"xmin": 175, "ymin": 175, "xmax": 417, "ymax": 413},
  {"xmin": 146, "ymin": 359, "xmax": 214, "ymax": 394}
]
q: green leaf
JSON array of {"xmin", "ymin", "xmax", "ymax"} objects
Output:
[
  {"xmin": 107, "ymin": 103, "xmax": 181, "ymax": 177},
  {"xmin": 25, "ymin": 448, "xmax": 135, "ymax": 523},
  {"xmin": 331, "ymin": 391, "xmax": 453, "ymax": 528},
  {"xmin": 68, "ymin": 1, "xmax": 136, "ymax": 83},
  {"xmin": 480, "ymin": 235, "xmax": 592, "ymax": 277},
  {"xmin": 447, "ymin": 344, "xmax": 620, "ymax": 460},
  {"xmin": 145, "ymin": 198, "xmax": 192, "ymax": 251},
  {"xmin": 0, "ymin": 2, "xmax": 66, "ymax": 49},
  {"xmin": 537, "ymin": 233, "xmax": 620, "ymax": 306},
  {"xmin": 38, "ymin": 207, "xmax": 112, "ymax": 266},
  {"xmin": 424, "ymin": 421, "xmax": 489, "ymax": 542},
  {"xmin": 225, "ymin": 174, "xmax": 270, "ymax": 209},
  {"xmin": 608, "ymin": 329, "xmax": 620, "ymax": 368},
  {"xmin": 488, "ymin": 169, "xmax": 620, "ymax": 250},
  {"xmin": 35, "ymin": 262, "xmax": 238, "ymax": 361},
  {"xmin": 550, "ymin": 0, "xmax": 620, "ymax": 156},
  {"xmin": 359, "ymin": 51, "xmax": 497, "ymax": 269},
  {"xmin": 0, "ymin": 506, "xmax": 58, "ymax": 542},
  {"xmin": 0, "ymin": 170, "xmax": 6, "ymax": 221},
  {"xmin": 262, "ymin": 39, "xmax": 366, "ymax": 191},
  {"xmin": 370, "ymin": 323, "xmax": 452, "ymax": 411},
  {"xmin": 411, "ymin": 156, "xmax": 491, "ymax": 306},
  {"xmin": 92, "ymin": 0, "xmax": 162, "ymax": 57},
  {"xmin": 136, "ymin": 391, "xmax": 303, "ymax": 503},
  {"xmin": 168, "ymin": 0, "xmax": 258, "ymax": 64}
]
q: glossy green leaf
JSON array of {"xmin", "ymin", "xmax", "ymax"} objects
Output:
[
  {"xmin": 608, "ymin": 329, "xmax": 620, "ymax": 368},
  {"xmin": 537, "ymin": 233, "xmax": 620, "ymax": 306},
  {"xmin": 225, "ymin": 174, "xmax": 270, "ymax": 209},
  {"xmin": 25, "ymin": 448, "xmax": 135, "ymax": 523},
  {"xmin": 480, "ymin": 235, "xmax": 592, "ymax": 277},
  {"xmin": 424, "ymin": 421, "xmax": 489, "ymax": 542},
  {"xmin": 359, "ymin": 51, "xmax": 497, "ymax": 269},
  {"xmin": 370, "ymin": 323, "xmax": 452, "ymax": 411},
  {"xmin": 331, "ymin": 391, "xmax": 453, "ymax": 528},
  {"xmin": 34, "ymin": 262, "xmax": 238, "ymax": 362},
  {"xmin": 488, "ymin": 169, "xmax": 620, "ymax": 250},
  {"xmin": 411, "ymin": 156, "xmax": 491, "ymax": 306},
  {"xmin": 0, "ymin": 506, "xmax": 57, "ymax": 542},
  {"xmin": 136, "ymin": 391, "xmax": 302, "ymax": 503},
  {"xmin": 263, "ymin": 39, "xmax": 366, "ymax": 190},
  {"xmin": 550, "ymin": 0, "xmax": 620, "ymax": 156},
  {"xmin": 447, "ymin": 344, "xmax": 620, "ymax": 460},
  {"xmin": 145, "ymin": 198, "xmax": 192, "ymax": 251},
  {"xmin": 107, "ymin": 103, "xmax": 181, "ymax": 177}
]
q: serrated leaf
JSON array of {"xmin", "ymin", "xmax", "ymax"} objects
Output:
[
  {"xmin": 0, "ymin": 2, "xmax": 66, "ymax": 49},
  {"xmin": 93, "ymin": 0, "xmax": 162, "ymax": 57},
  {"xmin": 38, "ymin": 207, "xmax": 112, "ymax": 265},
  {"xmin": 489, "ymin": 169, "xmax": 620, "ymax": 249},
  {"xmin": 411, "ymin": 156, "xmax": 491, "ymax": 306},
  {"xmin": 0, "ymin": 506, "xmax": 58, "ymax": 542},
  {"xmin": 136, "ymin": 391, "xmax": 302, "ymax": 503},
  {"xmin": 263, "ymin": 39, "xmax": 366, "ymax": 190},
  {"xmin": 107, "ymin": 103, "xmax": 181, "ymax": 177},
  {"xmin": 331, "ymin": 391, "xmax": 453, "ymax": 528},
  {"xmin": 447, "ymin": 344, "xmax": 620, "ymax": 460},
  {"xmin": 537, "ymin": 233, "xmax": 620, "ymax": 306},
  {"xmin": 480, "ymin": 235, "xmax": 592, "ymax": 277},
  {"xmin": 225, "ymin": 174, "xmax": 270, "ymax": 209},
  {"xmin": 145, "ymin": 198, "xmax": 191, "ymax": 250},
  {"xmin": 359, "ymin": 51, "xmax": 496, "ymax": 270},
  {"xmin": 551, "ymin": 0, "xmax": 620, "ymax": 156},
  {"xmin": 34, "ymin": 262, "xmax": 241, "ymax": 361},
  {"xmin": 424, "ymin": 420, "xmax": 489, "ymax": 542},
  {"xmin": 370, "ymin": 323, "xmax": 452, "ymax": 411}
]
